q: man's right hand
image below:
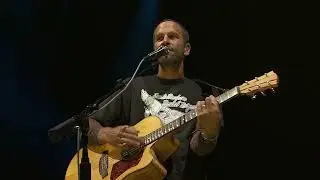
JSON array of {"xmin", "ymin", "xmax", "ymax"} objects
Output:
[{"xmin": 97, "ymin": 125, "xmax": 143, "ymax": 148}]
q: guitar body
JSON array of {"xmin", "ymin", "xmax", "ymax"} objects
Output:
[{"xmin": 65, "ymin": 116, "xmax": 180, "ymax": 180}]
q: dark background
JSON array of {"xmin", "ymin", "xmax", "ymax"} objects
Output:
[{"xmin": 1, "ymin": 0, "xmax": 318, "ymax": 179}]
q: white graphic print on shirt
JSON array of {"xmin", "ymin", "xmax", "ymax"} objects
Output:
[{"xmin": 141, "ymin": 89, "xmax": 196, "ymax": 125}]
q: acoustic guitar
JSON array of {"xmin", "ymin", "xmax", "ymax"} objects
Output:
[{"xmin": 65, "ymin": 71, "xmax": 279, "ymax": 180}]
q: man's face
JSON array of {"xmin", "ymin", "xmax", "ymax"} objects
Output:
[{"xmin": 153, "ymin": 21, "xmax": 190, "ymax": 67}]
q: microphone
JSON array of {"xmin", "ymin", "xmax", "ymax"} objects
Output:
[{"xmin": 146, "ymin": 45, "xmax": 169, "ymax": 60}]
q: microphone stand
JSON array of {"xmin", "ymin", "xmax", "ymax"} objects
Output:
[
  {"xmin": 74, "ymin": 105, "xmax": 93, "ymax": 180},
  {"xmin": 47, "ymin": 46, "xmax": 168, "ymax": 180}
]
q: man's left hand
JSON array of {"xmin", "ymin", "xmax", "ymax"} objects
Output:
[{"xmin": 196, "ymin": 95, "xmax": 222, "ymax": 138}]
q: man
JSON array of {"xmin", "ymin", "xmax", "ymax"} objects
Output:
[{"xmin": 87, "ymin": 19, "xmax": 222, "ymax": 180}]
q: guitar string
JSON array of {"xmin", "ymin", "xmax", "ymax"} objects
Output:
[
  {"xmin": 123, "ymin": 84, "xmax": 223, "ymax": 156},
  {"xmin": 122, "ymin": 120, "xmax": 180, "ymax": 157},
  {"xmin": 122, "ymin": 86, "xmax": 188, "ymax": 156},
  {"xmin": 122, "ymin": 110, "xmax": 196, "ymax": 157}
]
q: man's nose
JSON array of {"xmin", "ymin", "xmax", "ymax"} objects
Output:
[{"xmin": 162, "ymin": 35, "xmax": 170, "ymax": 45}]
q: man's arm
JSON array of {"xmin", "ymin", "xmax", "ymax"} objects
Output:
[
  {"xmin": 189, "ymin": 122, "xmax": 221, "ymax": 156},
  {"xmin": 189, "ymin": 95, "xmax": 222, "ymax": 156},
  {"xmin": 86, "ymin": 90, "xmax": 122, "ymax": 146},
  {"xmin": 86, "ymin": 85, "xmax": 142, "ymax": 147},
  {"xmin": 87, "ymin": 117, "xmax": 104, "ymax": 145},
  {"xmin": 87, "ymin": 117, "xmax": 142, "ymax": 147}
]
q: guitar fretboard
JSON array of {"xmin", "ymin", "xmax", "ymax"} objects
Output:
[
  {"xmin": 216, "ymin": 86, "xmax": 239, "ymax": 103},
  {"xmin": 142, "ymin": 86, "xmax": 239, "ymax": 145}
]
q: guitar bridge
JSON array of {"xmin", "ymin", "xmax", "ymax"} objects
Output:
[{"xmin": 99, "ymin": 151, "xmax": 108, "ymax": 178}]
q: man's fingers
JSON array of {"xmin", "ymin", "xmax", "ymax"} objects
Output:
[
  {"xmin": 124, "ymin": 126, "xmax": 139, "ymax": 135},
  {"xmin": 120, "ymin": 137, "xmax": 141, "ymax": 147},
  {"xmin": 196, "ymin": 101, "xmax": 200, "ymax": 114},
  {"xmin": 209, "ymin": 95, "xmax": 219, "ymax": 105},
  {"xmin": 196, "ymin": 101, "xmax": 206, "ymax": 115},
  {"xmin": 204, "ymin": 95, "xmax": 219, "ymax": 113},
  {"xmin": 123, "ymin": 132, "xmax": 142, "ymax": 141},
  {"xmin": 205, "ymin": 97, "xmax": 213, "ymax": 109}
]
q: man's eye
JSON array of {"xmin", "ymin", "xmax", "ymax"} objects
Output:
[{"xmin": 156, "ymin": 36, "xmax": 163, "ymax": 41}]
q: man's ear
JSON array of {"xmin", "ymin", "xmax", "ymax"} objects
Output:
[{"xmin": 184, "ymin": 42, "xmax": 191, "ymax": 56}]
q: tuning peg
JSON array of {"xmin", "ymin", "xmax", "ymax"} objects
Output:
[
  {"xmin": 251, "ymin": 94, "xmax": 257, "ymax": 100},
  {"xmin": 271, "ymin": 88, "xmax": 276, "ymax": 93}
]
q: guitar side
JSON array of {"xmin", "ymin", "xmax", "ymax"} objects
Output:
[{"xmin": 65, "ymin": 116, "xmax": 180, "ymax": 180}]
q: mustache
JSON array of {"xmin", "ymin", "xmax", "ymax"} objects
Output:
[
  {"xmin": 165, "ymin": 46, "xmax": 176, "ymax": 52},
  {"xmin": 158, "ymin": 45, "xmax": 174, "ymax": 51}
]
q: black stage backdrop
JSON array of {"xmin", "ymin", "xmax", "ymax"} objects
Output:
[{"xmin": 1, "ymin": 0, "xmax": 318, "ymax": 179}]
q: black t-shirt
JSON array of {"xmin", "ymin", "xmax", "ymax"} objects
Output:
[{"xmin": 91, "ymin": 75, "xmax": 203, "ymax": 180}]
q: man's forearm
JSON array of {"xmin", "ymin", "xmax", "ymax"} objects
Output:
[
  {"xmin": 190, "ymin": 128, "xmax": 219, "ymax": 156},
  {"xmin": 87, "ymin": 118, "xmax": 103, "ymax": 145}
]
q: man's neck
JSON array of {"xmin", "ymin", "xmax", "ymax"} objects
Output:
[{"xmin": 157, "ymin": 62, "xmax": 184, "ymax": 79}]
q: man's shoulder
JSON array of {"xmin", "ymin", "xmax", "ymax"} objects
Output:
[
  {"xmin": 126, "ymin": 75, "xmax": 155, "ymax": 89},
  {"xmin": 119, "ymin": 75, "xmax": 153, "ymax": 85},
  {"xmin": 132, "ymin": 75, "xmax": 154, "ymax": 84},
  {"xmin": 134, "ymin": 75, "xmax": 154, "ymax": 80},
  {"xmin": 183, "ymin": 77, "xmax": 202, "ymax": 90}
]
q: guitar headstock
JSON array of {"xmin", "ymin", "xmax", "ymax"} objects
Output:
[{"xmin": 239, "ymin": 71, "xmax": 279, "ymax": 98}]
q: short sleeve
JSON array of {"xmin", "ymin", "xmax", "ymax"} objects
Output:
[{"xmin": 89, "ymin": 87, "xmax": 127, "ymax": 127}]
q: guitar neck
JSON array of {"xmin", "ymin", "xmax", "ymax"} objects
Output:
[{"xmin": 142, "ymin": 86, "xmax": 240, "ymax": 145}]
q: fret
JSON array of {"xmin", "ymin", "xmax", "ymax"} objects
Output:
[
  {"xmin": 153, "ymin": 132, "xmax": 156, "ymax": 140},
  {"xmin": 185, "ymin": 112, "xmax": 190, "ymax": 122},
  {"xmin": 180, "ymin": 116, "xmax": 185, "ymax": 125},
  {"xmin": 175, "ymin": 119, "xmax": 179, "ymax": 127},
  {"xmin": 191, "ymin": 110, "xmax": 196, "ymax": 119},
  {"xmin": 155, "ymin": 129, "xmax": 158, "ymax": 137},
  {"xmin": 155, "ymin": 131, "xmax": 158, "ymax": 138},
  {"xmin": 188, "ymin": 112, "xmax": 193, "ymax": 120},
  {"xmin": 145, "ymin": 135, "xmax": 149, "ymax": 144}
]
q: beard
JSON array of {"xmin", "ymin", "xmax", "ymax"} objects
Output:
[{"xmin": 157, "ymin": 48, "xmax": 184, "ymax": 69}]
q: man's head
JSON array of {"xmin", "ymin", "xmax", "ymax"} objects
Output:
[{"xmin": 153, "ymin": 19, "xmax": 191, "ymax": 68}]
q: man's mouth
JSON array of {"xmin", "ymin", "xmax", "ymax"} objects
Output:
[{"xmin": 167, "ymin": 47, "xmax": 175, "ymax": 53}]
